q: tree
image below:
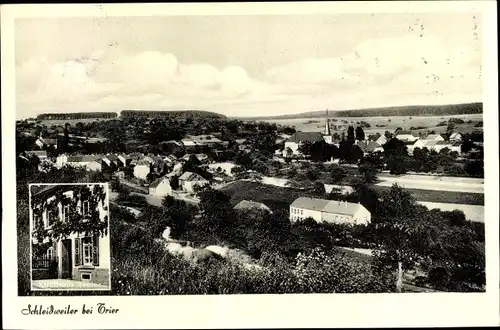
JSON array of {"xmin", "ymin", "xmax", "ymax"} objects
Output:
[
  {"xmin": 358, "ymin": 163, "xmax": 378, "ymax": 183},
  {"xmin": 373, "ymin": 185, "xmax": 424, "ymax": 292},
  {"xmin": 124, "ymin": 166, "xmax": 134, "ymax": 179},
  {"xmin": 355, "ymin": 126, "xmax": 365, "ymax": 141},
  {"xmin": 330, "ymin": 165, "xmax": 347, "ymax": 184},
  {"xmin": 169, "ymin": 175, "xmax": 180, "ymax": 190},
  {"xmin": 306, "ymin": 168, "xmax": 320, "ymax": 181},
  {"xmin": 347, "ymin": 145, "xmax": 364, "ymax": 164},
  {"xmin": 198, "ymin": 188, "xmax": 235, "ymax": 237},
  {"xmin": 312, "ymin": 181, "xmax": 326, "ymax": 195},
  {"xmin": 464, "ymin": 161, "xmax": 484, "ymax": 177},
  {"xmin": 446, "ymin": 122, "xmax": 455, "ymax": 133},
  {"xmin": 110, "ymin": 176, "xmax": 121, "ymax": 192},
  {"xmin": 347, "ymin": 126, "xmax": 355, "ymax": 142}
]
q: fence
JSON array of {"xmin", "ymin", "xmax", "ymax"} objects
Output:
[{"xmin": 32, "ymin": 255, "xmax": 58, "ymax": 269}]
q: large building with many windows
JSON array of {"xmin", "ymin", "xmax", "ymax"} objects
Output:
[{"xmin": 289, "ymin": 197, "xmax": 371, "ymax": 225}]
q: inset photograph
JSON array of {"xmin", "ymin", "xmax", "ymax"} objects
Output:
[{"xmin": 29, "ymin": 183, "xmax": 111, "ymax": 291}]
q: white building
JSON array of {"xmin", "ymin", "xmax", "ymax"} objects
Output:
[
  {"xmin": 117, "ymin": 154, "xmax": 132, "ymax": 167},
  {"xmin": 55, "ymin": 154, "xmax": 102, "ymax": 169},
  {"xmin": 208, "ymin": 162, "xmax": 237, "ymax": 177},
  {"xmin": 133, "ymin": 162, "xmax": 151, "ymax": 180},
  {"xmin": 289, "ymin": 197, "xmax": 371, "ymax": 225},
  {"xmin": 25, "ymin": 150, "xmax": 48, "ymax": 161},
  {"xmin": 450, "ymin": 142, "xmax": 462, "ymax": 154},
  {"xmin": 434, "ymin": 141, "xmax": 453, "ymax": 153},
  {"xmin": 449, "ymin": 133, "xmax": 463, "ymax": 142},
  {"xmin": 178, "ymin": 171, "xmax": 209, "ymax": 194},
  {"xmin": 394, "ymin": 131, "xmax": 420, "ymax": 142},
  {"xmin": 30, "ymin": 184, "xmax": 110, "ymax": 286},
  {"xmin": 149, "ymin": 176, "xmax": 172, "ymax": 197},
  {"xmin": 376, "ymin": 135, "xmax": 389, "ymax": 146},
  {"xmin": 413, "ymin": 139, "xmax": 438, "ymax": 151},
  {"xmin": 86, "ymin": 160, "xmax": 103, "ymax": 172}
]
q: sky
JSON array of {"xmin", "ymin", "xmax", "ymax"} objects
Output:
[{"xmin": 15, "ymin": 13, "xmax": 483, "ymax": 118}]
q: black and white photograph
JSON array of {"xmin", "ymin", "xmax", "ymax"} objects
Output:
[
  {"xmin": 14, "ymin": 4, "xmax": 487, "ymax": 296},
  {"xmin": 2, "ymin": 1, "xmax": 499, "ymax": 328},
  {"xmin": 29, "ymin": 183, "xmax": 111, "ymax": 291}
]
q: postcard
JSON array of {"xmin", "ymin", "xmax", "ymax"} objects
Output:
[{"xmin": 2, "ymin": 1, "xmax": 499, "ymax": 328}]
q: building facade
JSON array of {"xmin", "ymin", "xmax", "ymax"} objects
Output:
[
  {"xmin": 290, "ymin": 197, "xmax": 371, "ymax": 225},
  {"xmin": 30, "ymin": 184, "xmax": 110, "ymax": 287},
  {"xmin": 149, "ymin": 176, "xmax": 172, "ymax": 196}
]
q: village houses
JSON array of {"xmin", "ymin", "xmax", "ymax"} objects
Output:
[
  {"xmin": 25, "ymin": 150, "xmax": 48, "ymax": 161},
  {"xmin": 394, "ymin": 130, "xmax": 420, "ymax": 142},
  {"xmin": 55, "ymin": 154, "xmax": 102, "ymax": 169},
  {"xmin": 283, "ymin": 131, "xmax": 324, "ymax": 157},
  {"xmin": 178, "ymin": 171, "xmax": 209, "ymax": 194}
]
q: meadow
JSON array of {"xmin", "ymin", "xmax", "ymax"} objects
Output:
[{"xmin": 261, "ymin": 113, "xmax": 483, "ymax": 135}]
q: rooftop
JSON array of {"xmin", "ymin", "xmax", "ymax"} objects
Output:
[
  {"xmin": 67, "ymin": 155, "xmax": 102, "ymax": 162},
  {"xmin": 150, "ymin": 176, "xmax": 169, "ymax": 188},
  {"xmin": 179, "ymin": 171, "xmax": 207, "ymax": 182},
  {"xmin": 288, "ymin": 131, "xmax": 324, "ymax": 143},
  {"xmin": 291, "ymin": 197, "xmax": 365, "ymax": 216}
]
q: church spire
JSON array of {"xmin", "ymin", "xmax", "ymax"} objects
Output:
[{"xmin": 324, "ymin": 109, "xmax": 331, "ymax": 136}]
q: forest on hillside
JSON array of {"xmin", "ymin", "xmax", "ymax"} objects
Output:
[
  {"xmin": 37, "ymin": 112, "xmax": 118, "ymax": 120},
  {"xmin": 120, "ymin": 110, "xmax": 227, "ymax": 119},
  {"xmin": 242, "ymin": 103, "xmax": 483, "ymax": 120}
]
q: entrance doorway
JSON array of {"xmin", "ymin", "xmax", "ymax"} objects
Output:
[{"xmin": 61, "ymin": 239, "xmax": 73, "ymax": 279}]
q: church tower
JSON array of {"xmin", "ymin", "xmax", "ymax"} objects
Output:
[{"xmin": 324, "ymin": 109, "xmax": 331, "ymax": 136}]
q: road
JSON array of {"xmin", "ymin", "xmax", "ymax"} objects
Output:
[{"xmin": 376, "ymin": 174, "xmax": 484, "ymax": 193}]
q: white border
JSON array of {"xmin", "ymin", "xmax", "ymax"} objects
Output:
[
  {"xmin": 2, "ymin": 2, "xmax": 499, "ymax": 329},
  {"xmin": 28, "ymin": 183, "xmax": 112, "ymax": 292}
]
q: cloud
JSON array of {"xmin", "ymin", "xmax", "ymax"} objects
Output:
[
  {"xmin": 266, "ymin": 58, "xmax": 345, "ymax": 84},
  {"xmin": 16, "ymin": 33, "xmax": 481, "ymax": 118}
]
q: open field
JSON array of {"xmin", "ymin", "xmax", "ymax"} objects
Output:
[
  {"xmin": 371, "ymin": 185, "xmax": 484, "ymax": 205},
  {"xmin": 262, "ymin": 113, "xmax": 483, "ymax": 135},
  {"xmin": 416, "ymin": 201, "xmax": 484, "ymax": 223},
  {"xmin": 221, "ymin": 180, "xmax": 318, "ymax": 211}
]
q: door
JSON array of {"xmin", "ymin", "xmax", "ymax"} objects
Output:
[{"xmin": 61, "ymin": 239, "xmax": 73, "ymax": 279}]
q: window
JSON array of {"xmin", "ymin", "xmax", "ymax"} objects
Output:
[
  {"xmin": 300, "ymin": 210, "xmax": 303, "ymax": 215},
  {"xmin": 63, "ymin": 205, "xmax": 70, "ymax": 222},
  {"xmin": 82, "ymin": 200, "xmax": 90, "ymax": 216},
  {"xmin": 33, "ymin": 212, "xmax": 40, "ymax": 230},
  {"xmin": 47, "ymin": 247, "xmax": 54, "ymax": 259},
  {"xmin": 46, "ymin": 210, "xmax": 55, "ymax": 228},
  {"xmin": 82, "ymin": 237, "xmax": 93, "ymax": 265},
  {"xmin": 75, "ymin": 235, "xmax": 99, "ymax": 267}
]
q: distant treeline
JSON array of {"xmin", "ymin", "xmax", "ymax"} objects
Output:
[
  {"xmin": 37, "ymin": 112, "xmax": 118, "ymax": 120},
  {"xmin": 242, "ymin": 103, "xmax": 483, "ymax": 120},
  {"xmin": 120, "ymin": 110, "xmax": 226, "ymax": 119}
]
